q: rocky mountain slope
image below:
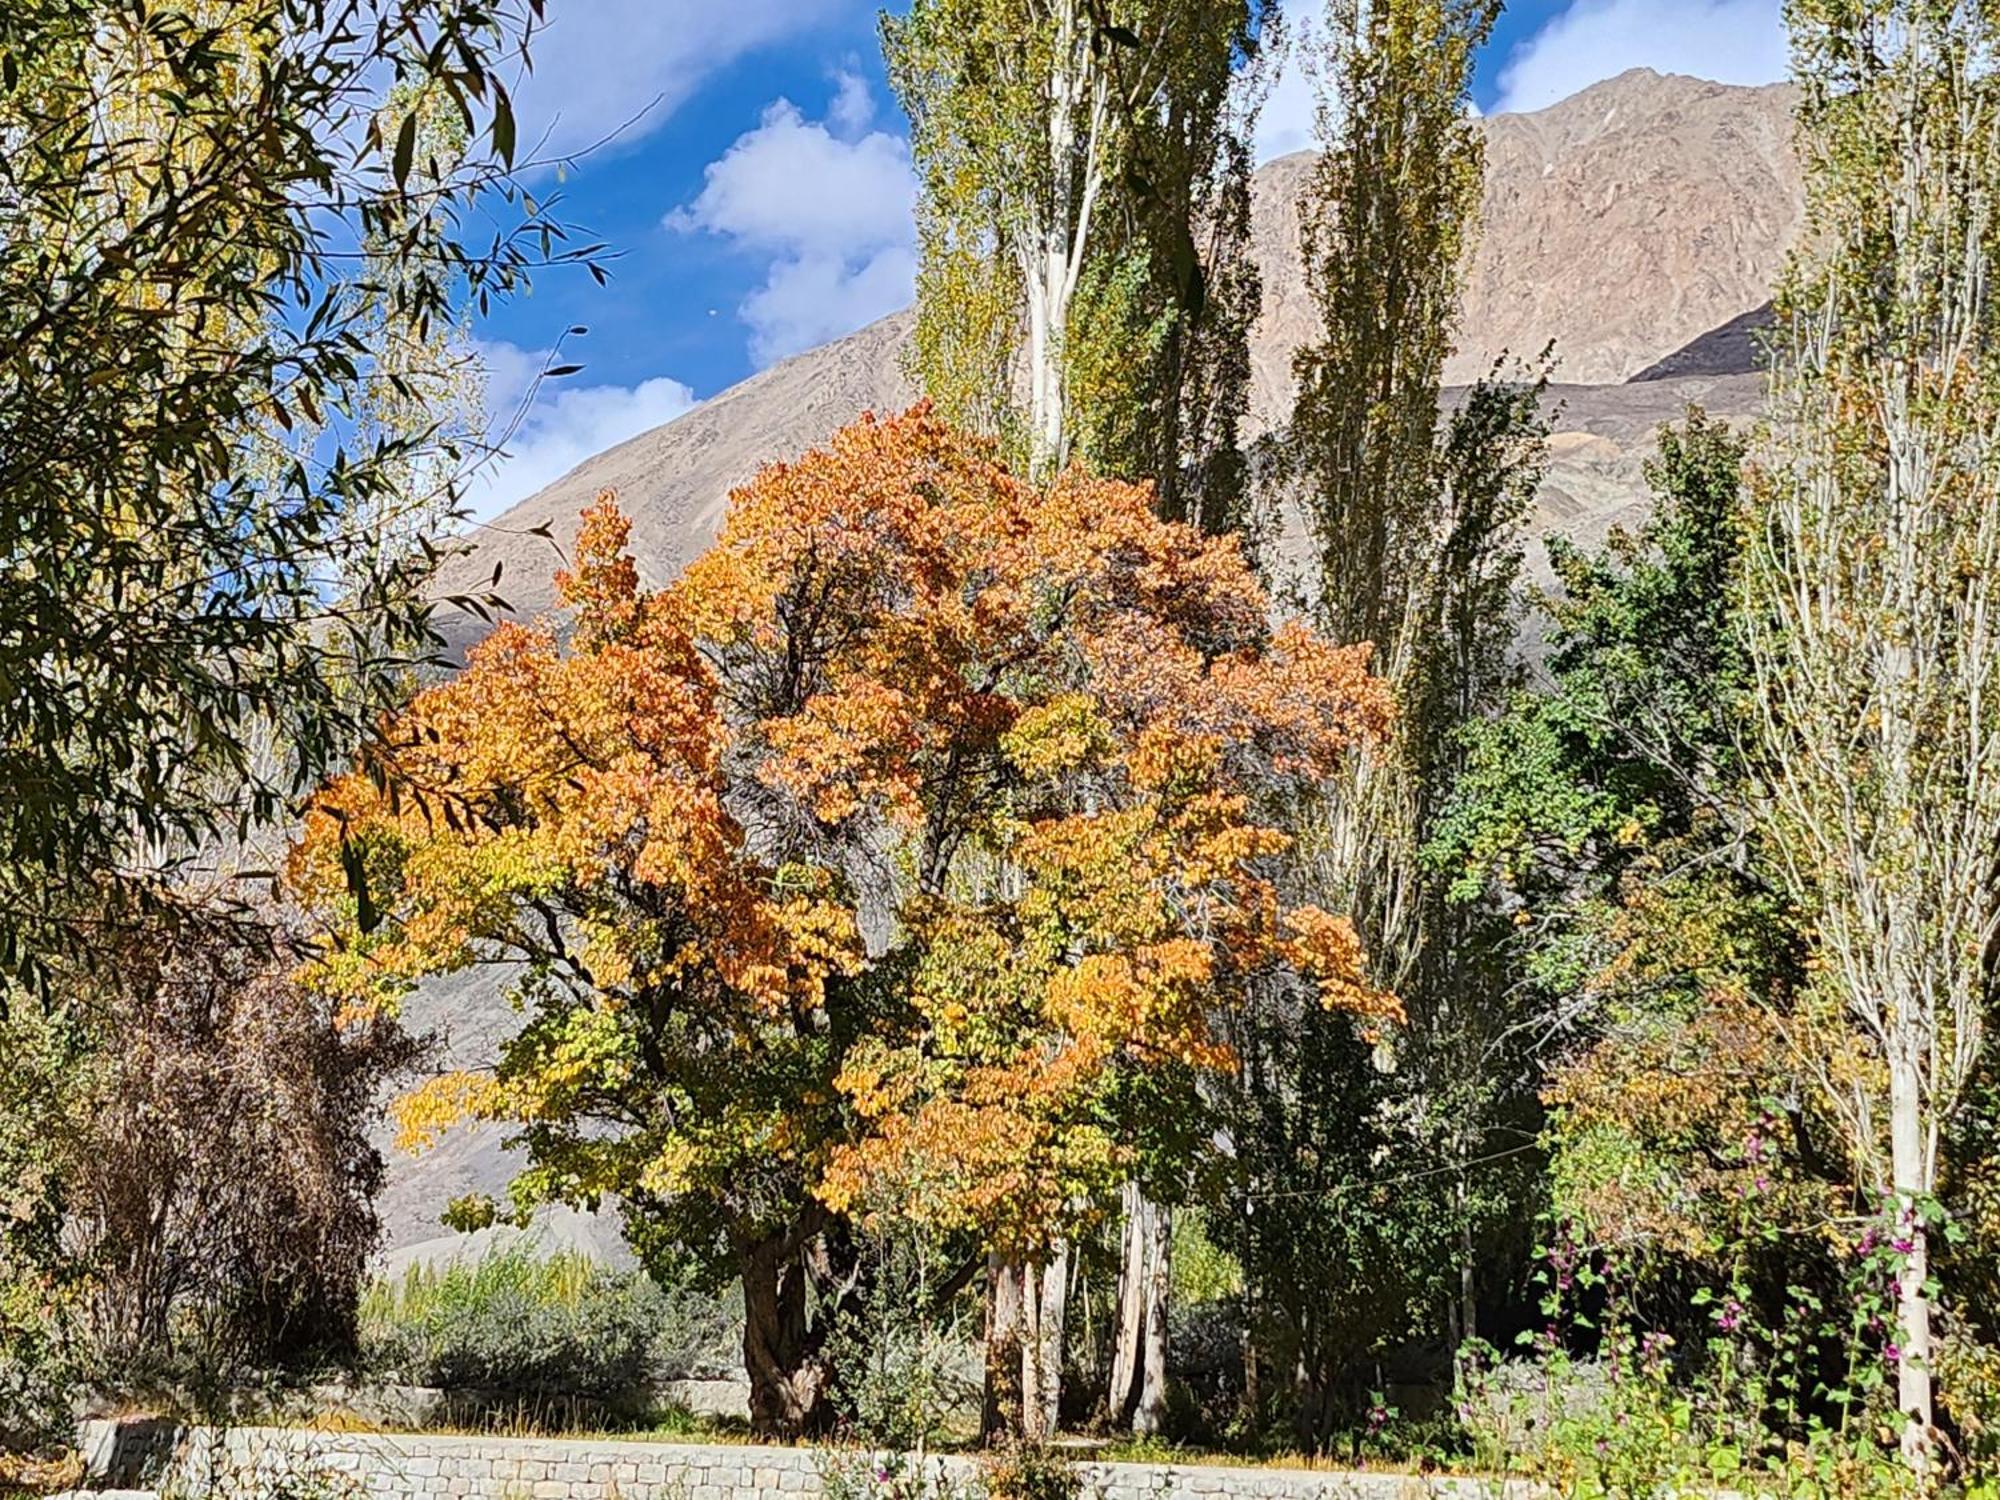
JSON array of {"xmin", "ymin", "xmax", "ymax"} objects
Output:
[
  {"xmin": 430, "ymin": 69, "xmax": 1800, "ymax": 659},
  {"xmin": 383, "ymin": 69, "xmax": 1804, "ymax": 1257}
]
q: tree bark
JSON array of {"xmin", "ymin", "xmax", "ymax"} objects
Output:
[
  {"xmin": 1456, "ymin": 1175, "xmax": 1478, "ymax": 1350},
  {"xmin": 1025, "ymin": 1243, "xmax": 1069, "ymax": 1441},
  {"xmin": 1889, "ymin": 1041, "xmax": 1935, "ymax": 1467},
  {"xmin": 985, "ymin": 1246, "xmax": 1069, "ymax": 1443},
  {"xmin": 982, "ymin": 1253, "xmax": 1026, "ymax": 1443},
  {"xmin": 1106, "ymin": 1186, "xmax": 1172, "ymax": 1434},
  {"xmin": 1104, "ymin": 1183, "xmax": 1146, "ymax": 1428},
  {"xmin": 1134, "ymin": 1202, "xmax": 1171, "ymax": 1436},
  {"xmin": 739, "ymin": 1232, "xmax": 831, "ymax": 1439}
]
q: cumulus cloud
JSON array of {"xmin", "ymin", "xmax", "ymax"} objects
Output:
[
  {"xmin": 1493, "ymin": 0, "xmax": 1788, "ymax": 116},
  {"xmin": 672, "ymin": 79, "xmax": 919, "ymax": 366},
  {"xmin": 467, "ymin": 341, "xmax": 697, "ymax": 521},
  {"xmin": 507, "ymin": 0, "xmax": 837, "ymax": 164}
]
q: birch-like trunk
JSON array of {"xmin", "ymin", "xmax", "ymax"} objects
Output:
[
  {"xmin": 984, "ymin": 1247, "xmax": 1070, "ymax": 1443},
  {"xmin": 1747, "ymin": 11, "xmax": 2000, "ymax": 1472},
  {"xmin": 1888, "ymin": 1041, "xmax": 1934, "ymax": 1458},
  {"xmin": 1105, "ymin": 1184, "xmax": 1173, "ymax": 1434},
  {"xmin": 1016, "ymin": 0, "xmax": 1109, "ymax": 482}
]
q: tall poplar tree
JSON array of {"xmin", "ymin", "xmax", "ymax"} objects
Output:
[
  {"xmin": 1287, "ymin": 0, "xmax": 1500, "ymax": 979},
  {"xmin": 885, "ymin": 0, "xmax": 1276, "ymax": 498},
  {"xmin": 1747, "ymin": 0, "xmax": 2000, "ymax": 1466},
  {"xmin": 884, "ymin": 0, "xmax": 1280, "ymax": 1438},
  {"xmin": 1233, "ymin": 2, "xmax": 1553, "ymax": 1435}
]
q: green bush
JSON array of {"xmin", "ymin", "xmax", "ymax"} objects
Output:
[{"xmin": 357, "ymin": 1247, "xmax": 735, "ymax": 1403}]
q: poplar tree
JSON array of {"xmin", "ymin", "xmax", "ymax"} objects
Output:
[
  {"xmin": 1748, "ymin": 0, "xmax": 2000, "ymax": 1466},
  {"xmin": 1236, "ymin": 2, "xmax": 1552, "ymax": 1434},
  {"xmin": 885, "ymin": 0, "xmax": 1275, "ymax": 499},
  {"xmin": 883, "ymin": 0, "xmax": 1280, "ymax": 1438}
]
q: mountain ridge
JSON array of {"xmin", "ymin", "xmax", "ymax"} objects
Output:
[{"xmin": 429, "ymin": 69, "xmax": 1801, "ymax": 664}]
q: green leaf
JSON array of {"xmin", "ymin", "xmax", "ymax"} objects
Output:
[
  {"xmin": 394, "ymin": 109, "xmax": 418, "ymax": 190},
  {"xmin": 492, "ymin": 82, "xmax": 517, "ymax": 168}
]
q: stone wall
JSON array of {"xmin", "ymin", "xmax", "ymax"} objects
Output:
[{"xmin": 84, "ymin": 1423, "xmax": 1535, "ymax": 1500}]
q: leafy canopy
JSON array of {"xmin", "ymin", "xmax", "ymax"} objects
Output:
[
  {"xmin": 290, "ymin": 405, "xmax": 1395, "ymax": 1272},
  {"xmin": 0, "ymin": 0, "xmax": 586, "ymax": 992}
]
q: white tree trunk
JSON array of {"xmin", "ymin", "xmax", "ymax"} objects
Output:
[
  {"xmin": 1015, "ymin": 0, "xmax": 1108, "ymax": 482},
  {"xmin": 1889, "ymin": 1040, "xmax": 1935, "ymax": 1464},
  {"xmin": 1020, "ymin": 1243, "xmax": 1069, "ymax": 1441},
  {"xmin": 1105, "ymin": 1184, "xmax": 1174, "ymax": 1435},
  {"xmin": 1135, "ymin": 1201, "xmax": 1171, "ymax": 1435},
  {"xmin": 1105, "ymin": 1183, "xmax": 1146, "ymax": 1424}
]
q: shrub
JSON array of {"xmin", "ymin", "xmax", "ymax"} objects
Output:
[
  {"xmin": 824, "ymin": 1232, "xmax": 980, "ymax": 1449},
  {"xmin": 974, "ymin": 1444, "xmax": 1076, "ymax": 1500},
  {"xmin": 358, "ymin": 1246, "xmax": 735, "ymax": 1404}
]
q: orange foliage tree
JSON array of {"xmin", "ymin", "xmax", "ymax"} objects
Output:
[{"xmin": 289, "ymin": 405, "xmax": 1393, "ymax": 1438}]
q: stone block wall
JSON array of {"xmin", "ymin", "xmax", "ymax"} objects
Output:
[{"xmin": 87, "ymin": 1423, "xmax": 1535, "ymax": 1500}]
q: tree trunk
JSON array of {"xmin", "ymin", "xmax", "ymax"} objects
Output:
[
  {"xmin": 1104, "ymin": 1183, "xmax": 1146, "ymax": 1428},
  {"xmin": 985, "ymin": 1246, "xmax": 1069, "ymax": 1443},
  {"xmin": 1106, "ymin": 1186, "xmax": 1172, "ymax": 1434},
  {"xmin": 1456, "ymin": 1175, "xmax": 1477, "ymax": 1350},
  {"xmin": 1888, "ymin": 1040, "xmax": 1935, "ymax": 1467},
  {"xmin": 982, "ymin": 1254, "xmax": 1026, "ymax": 1443},
  {"xmin": 1134, "ymin": 1202, "xmax": 1171, "ymax": 1436},
  {"xmin": 740, "ymin": 1233, "xmax": 830, "ymax": 1439},
  {"xmin": 1025, "ymin": 1243, "xmax": 1069, "ymax": 1441}
]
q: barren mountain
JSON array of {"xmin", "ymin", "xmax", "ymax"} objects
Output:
[
  {"xmin": 385, "ymin": 70, "xmax": 1804, "ymax": 1256},
  {"xmin": 430, "ymin": 69, "xmax": 1799, "ymax": 661}
]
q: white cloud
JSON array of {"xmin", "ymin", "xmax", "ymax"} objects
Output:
[
  {"xmin": 672, "ymin": 82, "xmax": 919, "ymax": 366},
  {"xmin": 828, "ymin": 68, "xmax": 877, "ymax": 136},
  {"xmin": 507, "ymin": 0, "xmax": 837, "ymax": 164},
  {"xmin": 741, "ymin": 245, "xmax": 920, "ymax": 365},
  {"xmin": 468, "ymin": 341, "xmax": 698, "ymax": 521},
  {"xmin": 1493, "ymin": 0, "xmax": 1787, "ymax": 115}
]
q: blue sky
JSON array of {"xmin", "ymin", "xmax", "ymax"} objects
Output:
[{"xmin": 466, "ymin": 0, "xmax": 1790, "ymax": 519}]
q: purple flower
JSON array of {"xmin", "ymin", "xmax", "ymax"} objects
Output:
[{"xmin": 1885, "ymin": 1344, "xmax": 1902, "ymax": 1365}]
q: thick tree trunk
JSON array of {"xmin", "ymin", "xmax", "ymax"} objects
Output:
[
  {"xmin": 1024, "ymin": 1243, "xmax": 1069, "ymax": 1441},
  {"xmin": 1888, "ymin": 1041, "xmax": 1935, "ymax": 1467},
  {"xmin": 982, "ymin": 1253, "xmax": 1027, "ymax": 1443},
  {"xmin": 1104, "ymin": 1184, "xmax": 1146, "ymax": 1427},
  {"xmin": 1135, "ymin": 1204, "xmax": 1171, "ymax": 1436},
  {"xmin": 740, "ymin": 1233, "xmax": 830, "ymax": 1439},
  {"xmin": 984, "ymin": 1247, "xmax": 1070, "ymax": 1443}
]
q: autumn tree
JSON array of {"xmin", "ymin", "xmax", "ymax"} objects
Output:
[
  {"xmin": 809, "ymin": 479, "xmax": 1397, "ymax": 1439},
  {"xmin": 292, "ymin": 406, "xmax": 1391, "ymax": 1441},
  {"xmin": 0, "ymin": 0, "xmax": 585, "ymax": 995},
  {"xmin": 1746, "ymin": 0, "xmax": 2000, "ymax": 1465},
  {"xmin": 887, "ymin": 0, "xmax": 1278, "ymax": 510}
]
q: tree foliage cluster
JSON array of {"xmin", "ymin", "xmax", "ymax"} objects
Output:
[
  {"xmin": 0, "ymin": 0, "xmax": 586, "ymax": 1467},
  {"xmin": 0, "ymin": 0, "xmax": 587, "ymax": 996}
]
